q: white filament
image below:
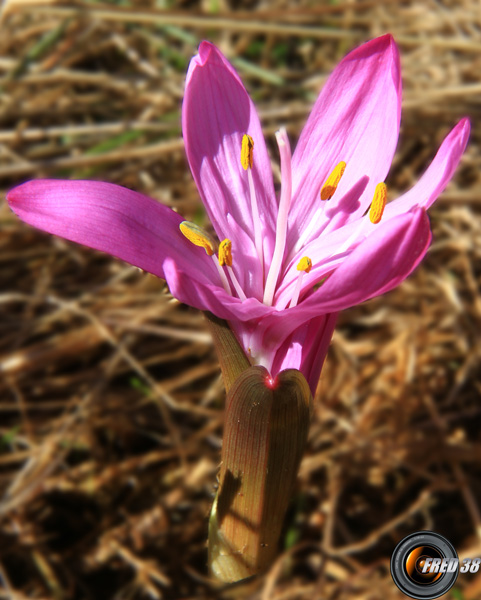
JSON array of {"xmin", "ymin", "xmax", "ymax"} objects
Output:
[
  {"xmin": 212, "ymin": 255, "xmax": 231, "ymax": 295},
  {"xmin": 247, "ymin": 167, "xmax": 264, "ymax": 278},
  {"xmin": 226, "ymin": 266, "xmax": 247, "ymax": 301},
  {"xmin": 289, "ymin": 271, "xmax": 305, "ymax": 308}
]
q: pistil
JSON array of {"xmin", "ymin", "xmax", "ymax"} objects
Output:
[{"xmin": 263, "ymin": 129, "xmax": 292, "ymax": 307}]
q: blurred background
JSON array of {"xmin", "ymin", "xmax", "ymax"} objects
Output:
[{"xmin": 0, "ymin": 1, "xmax": 480, "ymax": 599}]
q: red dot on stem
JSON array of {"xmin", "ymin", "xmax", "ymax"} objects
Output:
[{"xmin": 265, "ymin": 375, "xmax": 277, "ymax": 389}]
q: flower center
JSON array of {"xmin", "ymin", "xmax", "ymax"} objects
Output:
[{"xmin": 180, "ymin": 134, "xmax": 388, "ymax": 310}]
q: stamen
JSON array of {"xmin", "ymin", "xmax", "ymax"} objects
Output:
[
  {"xmin": 289, "ymin": 160, "xmax": 346, "ymax": 262},
  {"xmin": 219, "ymin": 239, "xmax": 246, "ymax": 300},
  {"xmin": 180, "ymin": 221, "xmax": 231, "ymax": 295},
  {"xmin": 369, "ymin": 182, "xmax": 387, "ymax": 224},
  {"xmin": 333, "ymin": 182, "xmax": 388, "ymax": 257},
  {"xmin": 241, "ymin": 134, "xmax": 254, "ymax": 170},
  {"xmin": 289, "ymin": 256, "xmax": 312, "ymax": 308},
  {"xmin": 218, "ymin": 239, "xmax": 232, "ymax": 267},
  {"xmin": 320, "ymin": 161, "xmax": 346, "ymax": 201},
  {"xmin": 180, "ymin": 221, "xmax": 215, "ymax": 256},
  {"xmin": 297, "ymin": 256, "xmax": 312, "ymax": 273},
  {"xmin": 227, "ymin": 267, "xmax": 247, "ymax": 301},
  {"xmin": 211, "ymin": 255, "xmax": 232, "ymax": 295},
  {"xmin": 263, "ymin": 128, "xmax": 292, "ymax": 307},
  {"xmin": 240, "ymin": 134, "xmax": 264, "ymax": 276}
]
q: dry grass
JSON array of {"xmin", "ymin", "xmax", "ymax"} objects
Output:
[{"xmin": 0, "ymin": 1, "xmax": 480, "ymax": 599}]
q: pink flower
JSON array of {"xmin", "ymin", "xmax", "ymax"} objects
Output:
[{"xmin": 7, "ymin": 35, "xmax": 470, "ymax": 394}]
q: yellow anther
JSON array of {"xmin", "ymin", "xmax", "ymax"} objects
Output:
[
  {"xmin": 241, "ymin": 134, "xmax": 254, "ymax": 170},
  {"xmin": 320, "ymin": 161, "xmax": 346, "ymax": 200},
  {"xmin": 179, "ymin": 221, "xmax": 215, "ymax": 256},
  {"xmin": 297, "ymin": 256, "xmax": 312, "ymax": 273},
  {"xmin": 369, "ymin": 182, "xmax": 387, "ymax": 224},
  {"xmin": 218, "ymin": 239, "xmax": 233, "ymax": 267}
]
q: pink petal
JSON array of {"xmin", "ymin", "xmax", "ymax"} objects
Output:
[
  {"xmin": 313, "ymin": 208, "xmax": 431, "ymax": 308},
  {"xmin": 278, "ymin": 119, "xmax": 470, "ymax": 309},
  {"xmin": 252, "ymin": 208, "xmax": 431, "ymax": 359},
  {"xmin": 163, "ymin": 257, "xmax": 272, "ymax": 321},
  {"xmin": 384, "ymin": 118, "xmax": 470, "ymax": 219},
  {"xmin": 271, "ymin": 313, "xmax": 338, "ymax": 396},
  {"xmin": 183, "ymin": 42, "xmax": 277, "ymax": 298},
  {"xmin": 7, "ymin": 179, "xmax": 219, "ymax": 292},
  {"xmin": 287, "ymin": 34, "xmax": 402, "ymax": 250}
]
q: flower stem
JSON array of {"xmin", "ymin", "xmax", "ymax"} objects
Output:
[
  {"xmin": 204, "ymin": 312, "xmax": 250, "ymax": 392},
  {"xmin": 208, "ymin": 366, "xmax": 311, "ymax": 583}
]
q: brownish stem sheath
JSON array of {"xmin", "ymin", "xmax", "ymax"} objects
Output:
[
  {"xmin": 204, "ymin": 312, "xmax": 251, "ymax": 392},
  {"xmin": 208, "ymin": 366, "xmax": 311, "ymax": 583}
]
